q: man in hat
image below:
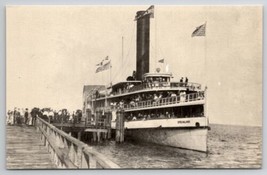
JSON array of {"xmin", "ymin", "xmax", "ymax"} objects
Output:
[
  {"xmin": 13, "ymin": 107, "xmax": 17, "ymax": 124},
  {"xmin": 16, "ymin": 108, "xmax": 21, "ymax": 125},
  {"xmin": 24, "ymin": 108, "xmax": 29, "ymax": 125}
]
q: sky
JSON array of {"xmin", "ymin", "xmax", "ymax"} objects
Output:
[{"xmin": 6, "ymin": 5, "xmax": 262, "ymax": 126}]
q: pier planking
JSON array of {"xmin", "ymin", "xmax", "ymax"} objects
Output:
[{"xmin": 6, "ymin": 125, "xmax": 56, "ymax": 169}]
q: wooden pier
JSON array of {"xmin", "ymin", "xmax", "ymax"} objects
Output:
[
  {"xmin": 6, "ymin": 117, "xmax": 120, "ymax": 169},
  {"xmin": 52, "ymin": 122, "xmax": 110, "ymax": 142},
  {"xmin": 6, "ymin": 125, "xmax": 56, "ymax": 169}
]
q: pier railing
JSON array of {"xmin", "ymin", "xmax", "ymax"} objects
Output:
[
  {"xmin": 123, "ymin": 91, "xmax": 204, "ymax": 111},
  {"xmin": 51, "ymin": 117, "xmax": 109, "ymax": 130},
  {"xmin": 35, "ymin": 116, "xmax": 120, "ymax": 169}
]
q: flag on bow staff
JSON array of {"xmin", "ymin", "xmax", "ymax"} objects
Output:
[
  {"xmin": 96, "ymin": 62, "xmax": 102, "ymax": 66},
  {"xmin": 96, "ymin": 56, "xmax": 109, "ymax": 67},
  {"xmin": 158, "ymin": 59, "xmax": 164, "ymax": 63},
  {"xmin": 192, "ymin": 23, "xmax": 206, "ymax": 37}
]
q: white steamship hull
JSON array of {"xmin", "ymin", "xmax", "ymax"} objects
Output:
[
  {"xmin": 111, "ymin": 117, "xmax": 208, "ymax": 152},
  {"xmin": 126, "ymin": 127, "xmax": 208, "ymax": 152}
]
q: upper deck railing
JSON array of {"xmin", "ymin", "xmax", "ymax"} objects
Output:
[
  {"xmin": 95, "ymin": 91, "xmax": 205, "ymax": 112},
  {"xmin": 123, "ymin": 91, "xmax": 204, "ymax": 111},
  {"xmin": 109, "ymin": 82, "xmax": 201, "ymax": 97},
  {"xmin": 35, "ymin": 116, "xmax": 120, "ymax": 169}
]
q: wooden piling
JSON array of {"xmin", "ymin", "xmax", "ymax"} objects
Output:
[
  {"xmin": 115, "ymin": 110, "xmax": 124, "ymax": 143},
  {"xmin": 97, "ymin": 131, "xmax": 101, "ymax": 142},
  {"xmin": 104, "ymin": 111, "xmax": 112, "ymax": 139},
  {"xmin": 93, "ymin": 132, "xmax": 96, "ymax": 142},
  {"xmin": 77, "ymin": 131, "xmax": 82, "ymax": 141},
  {"xmin": 95, "ymin": 111, "xmax": 102, "ymax": 128}
]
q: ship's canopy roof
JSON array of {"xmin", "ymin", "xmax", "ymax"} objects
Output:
[
  {"xmin": 83, "ymin": 85, "xmax": 106, "ymax": 96},
  {"xmin": 143, "ymin": 72, "xmax": 172, "ymax": 79},
  {"xmin": 109, "ymin": 81, "xmax": 142, "ymax": 89}
]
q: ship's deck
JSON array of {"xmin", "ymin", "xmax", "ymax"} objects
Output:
[
  {"xmin": 95, "ymin": 91, "xmax": 205, "ymax": 112},
  {"xmin": 92, "ymin": 81, "xmax": 201, "ymax": 102}
]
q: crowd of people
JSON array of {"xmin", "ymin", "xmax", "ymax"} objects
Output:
[
  {"xmin": 109, "ymin": 89, "xmax": 203, "ymax": 110},
  {"xmin": 6, "ymin": 107, "xmax": 83, "ymax": 126},
  {"xmin": 125, "ymin": 106, "xmax": 204, "ymax": 122},
  {"xmin": 6, "ymin": 108, "xmax": 36, "ymax": 126},
  {"xmin": 109, "ymin": 77, "xmax": 190, "ymax": 97}
]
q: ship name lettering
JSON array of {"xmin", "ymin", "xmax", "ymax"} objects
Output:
[{"xmin": 177, "ymin": 120, "xmax": 190, "ymax": 124}]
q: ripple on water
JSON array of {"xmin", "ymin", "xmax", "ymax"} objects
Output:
[{"xmin": 91, "ymin": 124, "xmax": 262, "ymax": 168}]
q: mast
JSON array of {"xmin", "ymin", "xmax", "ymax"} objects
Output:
[{"xmin": 122, "ymin": 36, "xmax": 124, "ymax": 63}]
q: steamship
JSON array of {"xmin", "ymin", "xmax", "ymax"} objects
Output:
[{"xmin": 89, "ymin": 6, "xmax": 209, "ymax": 152}]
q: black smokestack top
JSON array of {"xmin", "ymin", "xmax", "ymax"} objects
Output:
[{"xmin": 136, "ymin": 11, "xmax": 150, "ymax": 80}]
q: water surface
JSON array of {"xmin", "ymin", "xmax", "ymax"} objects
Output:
[{"xmin": 91, "ymin": 124, "xmax": 262, "ymax": 168}]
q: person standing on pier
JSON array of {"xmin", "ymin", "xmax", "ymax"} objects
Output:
[
  {"xmin": 24, "ymin": 108, "xmax": 29, "ymax": 125},
  {"xmin": 13, "ymin": 107, "xmax": 17, "ymax": 125},
  {"xmin": 6, "ymin": 110, "xmax": 14, "ymax": 125},
  {"xmin": 28, "ymin": 112, "xmax": 33, "ymax": 126},
  {"xmin": 16, "ymin": 108, "xmax": 21, "ymax": 125}
]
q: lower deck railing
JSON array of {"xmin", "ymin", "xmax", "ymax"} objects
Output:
[{"xmin": 35, "ymin": 117, "xmax": 120, "ymax": 169}]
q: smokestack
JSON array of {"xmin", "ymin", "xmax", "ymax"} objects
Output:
[{"xmin": 136, "ymin": 11, "xmax": 150, "ymax": 80}]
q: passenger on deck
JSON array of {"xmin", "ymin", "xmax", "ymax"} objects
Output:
[
  {"xmin": 166, "ymin": 112, "xmax": 171, "ymax": 118},
  {"xmin": 180, "ymin": 91, "xmax": 186, "ymax": 102},
  {"xmin": 153, "ymin": 94, "xmax": 159, "ymax": 105},
  {"xmin": 171, "ymin": 92, "xmax": 177, "ymax": 98},
  {"xmin": 142, "ymin": 114, "xmax": 147, "ymax": 120},
  {"xmin": 119, "ymin": 100, "xmax": 124, "ymax": 108},
  {"xmin": 180, "ymin": 77, "xmax": 183, "ymax": 83},
  {"xmin": 129, "ymin": 113, "xmax": 134, "ymax": 120},
  {"xmin": 137, "ymin": 113, "xmax": 142, "ymax": 120},
  {"xmin": 185, "ymin": 77, "xmax": 188, "ymax": 86},
  {"xmin": 130, "ymin": 100, "xmax": 135, "ymax": 107},
  {"xmin": 158, "ymin": 93, "xmax": 163, "ymax": 99},
  {"xmin": 153, "ymin": 93, "xmax": 158, "ymax": 101},
  {"xmin": 129, "ymin": 84, "xmax": 134, "ymax": 89},
  {"xmin": 159, "ymin": 113, "xmax": 165, "ymax": 119}
]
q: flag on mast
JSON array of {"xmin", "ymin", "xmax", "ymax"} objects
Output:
[
  {"xmin": 158, "ymin": 59, "xmax": 164, "ymax": 63},
  {"xmin": 103, "ymin": 56, "xmax": 109, "ymax": 61},
  {"xmin": 192, "ymin": 23, "xmax": 206, "ymax": 37},
  {"xmin": 96, "ymin": 56, "xmax": 111, "ymax": 73},
  {"xmin": 96, "ymin": 60, "xmax": 111, "ymax": 73},
  {"xmin": 96, "ymin": 62, "xmax": 103, "ymax": 66}
]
